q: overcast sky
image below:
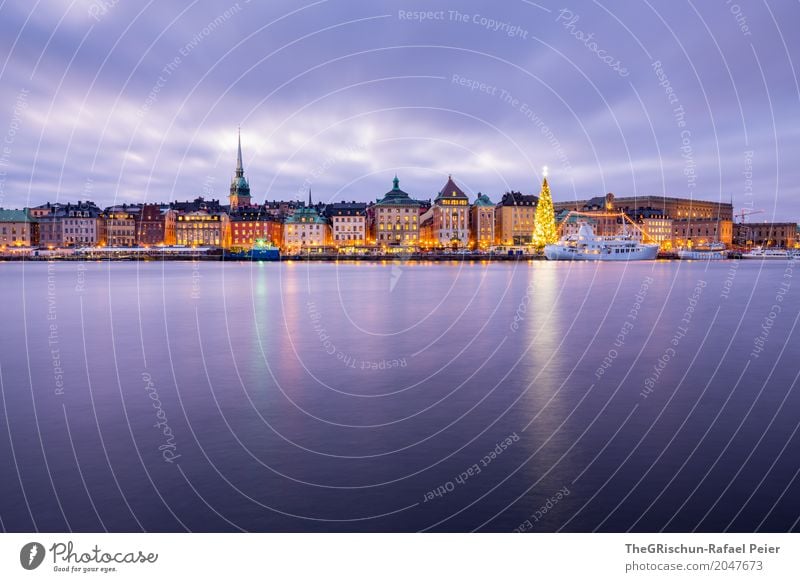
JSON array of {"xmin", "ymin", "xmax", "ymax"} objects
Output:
[{"xmin": 0, "ymin": 1, "xmax": 797, "ymax": 220}]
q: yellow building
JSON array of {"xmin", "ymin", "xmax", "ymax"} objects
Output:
[
  {"xmin": 469, "ymin": 193, "xmax": 495, "ymax": 249},
  {"xmin": 0, "ymin": 209, "xmax": 38, "ymax": 247},
  {"xmin": 495, "ymin": 191, "xmax": 537, "ymax": 245},
  {"xmin": 283, "ymin": 205, "xmax": 331, "ymax": 252},
  {"xmin": 419, "ymin": 176, "xmax": 470, "ymax": 249},
  {"xmin": 175, "ymin": 211, "xmax": 230, "ymax": 248},
  {"xmin": 324, "ymin": 203, "xmax": 367, "ymax": 248},
  {"xmin": 101, "ymin": 210, "xmax": 136, "ymax": 247},
  {"xmin": 373, "ymin": 176, "xmax": 423, "ymax": 249}
]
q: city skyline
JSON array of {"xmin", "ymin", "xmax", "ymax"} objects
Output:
[{"xmin": 0, "ymin": 1, "xmax": 797, "ymax": 221}]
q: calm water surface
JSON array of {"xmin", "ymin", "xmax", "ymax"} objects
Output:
[{"xmin": 0, "ymin": 259, "xmax": 798, "ymax": 532}]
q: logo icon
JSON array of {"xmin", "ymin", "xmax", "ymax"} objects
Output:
[{"xmin": 20, "ymin": 542, "xmax": 45, "ymax": 570}]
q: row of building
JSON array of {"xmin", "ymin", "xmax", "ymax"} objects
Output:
[{"xmin": 1, "ymin": 134, "xmax": 797, "ymax": 253}]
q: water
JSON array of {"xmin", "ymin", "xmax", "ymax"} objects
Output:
[{"xmin": 0, "ymin": 259, "xmax": 798, "ymax": 532}]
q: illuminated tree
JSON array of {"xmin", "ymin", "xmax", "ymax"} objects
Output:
[{"xmin": 532, "ymin": 168, "xmax": 558, "ymax": 249}]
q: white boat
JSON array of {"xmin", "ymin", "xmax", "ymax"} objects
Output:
[
  {"xmin": 741, "ymin": 247, "xmax": 798, "ymax": 260},
  {"xmin": 677, "ymin": 242, "xmax": 727, "ymax": 260},
  {"xmin": 544, "ymin": 223, "xmax": 659, "ymax": 261}
]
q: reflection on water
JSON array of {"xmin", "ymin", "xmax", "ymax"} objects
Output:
[{"xmin": 0, "ymin": 260, "xmax": 798, "ymax": 532}]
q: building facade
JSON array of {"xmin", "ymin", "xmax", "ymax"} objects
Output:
[
  {"xmin": 324, "ymin": 202, "xmax": 368, "ymax": 248},
  {"xmin": 283, "ymin": 205, "xmax": 331, "ymax": 252},
  {"xmin": 0, "ymin": 209, "xmax": 38, "ymax": 247},
  {"xmin": 101, "ymin": 210, "xmax": 137, "ymax": 247},
  {"xmin": 470, "ymin": 193, "xmax": 495, "ymax": 249},
  {"xmin": 554, "ymin": 193, "xmax": 733, "ymax": 247},
  {"xmin": 175, "ymin": 211, "xmax": 230, "ymax": 248},
  {"xmin": 136, "ymin": 204, "xmax": 167, "ymax": 245},
  {"xmin": 230, "ymin": 208, "xmax": 282, "ymax": 249},
  {"xmin": 59, "ymin": 202, "xmax": 102, "ymax": 247},
  {"xmin": 419, "ymin": 176, "xmax": 470, "ymax": 248},
  {"xmin": 734, "ymin": 222, "xmax": 798, "ymax": 249},
  {"xmin": 373, "ymin": 176, "xmax": 423, "ymax": 248},
  {"xmin": 495, "ymin": 191, "xmax": 538, "ymax": 245}
]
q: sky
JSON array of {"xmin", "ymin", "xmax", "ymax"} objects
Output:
[{"xmin": 0, "ymin": 0, "xmax": 798, "ymax": 221}]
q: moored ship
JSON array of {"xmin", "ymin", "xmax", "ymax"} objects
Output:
[
  {"xmin": 544, "ymin": 223, "xmax": 659, "ymax": 261},
  {"xmin": 741, "ymin": 247, "xmax": 798, "ymax": 260},
  {"xmin": 677, "ymin": 242, "xmax": 727, "ymax": 260}
]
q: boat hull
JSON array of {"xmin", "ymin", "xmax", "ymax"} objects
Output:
[
  {"xmin": 544, "ymin": 244, "xmax": 659, "ymax": 261},
  {"xmin": 741, "ymin": 253, "xmax": 795, "ymax": 260},
  {"xmin": 224, "ymin": 248, "xmax": 281, "ymax": 261},
  {"xmin": 677, "ymin": 250, "xmax": 727, "ymax": 260}
]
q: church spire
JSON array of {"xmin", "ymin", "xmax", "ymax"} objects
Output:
[
  {"xmin": 308, "ymin": 188, "xmax": 312, "ymax": 207},
  {"xmin": 235, "ymin": 127, "xmax": 244, "ymax": 178}
]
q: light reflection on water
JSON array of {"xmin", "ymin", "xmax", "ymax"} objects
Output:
[{"xmin": 0, "ymin": 260, "xmax": 798, "ymax": 532}]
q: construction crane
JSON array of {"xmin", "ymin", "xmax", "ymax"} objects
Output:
[{"xmin": 735, "ymin": 208, "xmax": 765, "ymax": 223}]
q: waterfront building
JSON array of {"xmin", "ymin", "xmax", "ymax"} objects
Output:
[
  {"xmin": 229, "ymin": 130, "xmax": 252, "ymax": 212},
  {"xmin": 734, "ymin": 221, "xmax": 798, "ymax": 249},
  {"xmin": 323, "ymin": 202, "xmax": 368, "ymax": 248},
  {"xmin": 673, "ymin": 219, "xmax": 733, "ymax": 248},
  {"xmin": 283, "ymin": 197, "xmax": 331, "ymax": 252},
  {"xmin": 554, "ymin": 194, "xmax": 733, "ymax": 222},
  {"xmin": 495, "ymin": 191, "xmax": 538, "ymax": 245},
  {"xmin": 230, "ymin": 207, "xmax": 282, "ymax": 249},
  {"xmin": 101, "ymin": 209, "xmax": 137, "ymax": 247},
  {"xmin": 32, "ymin": 203, "xmax": 64, "ymax": 247},
  {"xmin": 637, "ymin": 217, "xmax": 674, "ymax": 248},
  {"xmin": 0, "ymin": 208, "xmax": 39, "ymax": 247},
  {"xmin": 59, "ymin": 201, "xmax": 102, "ymax": 247},
  {"xmin": 135, "ymin": 203, "xmax": 168, "ymax": 246},
  {"xmin": 175, "ymin": 210, "xmax": 230, "ymax": 248},
  {"xmin": 470, "ymin": 193, "xmax": 495, "ymax": 249},
  {"xmin": 419, "ymin": 176, "xmax": 470, "ymax": 249},
  {"xmin": 554, "ymin": 193, "xmax": 733, "ymax": 246},
  {"xmin": 372, "ymin": 176, "xmax": 423, "ymax": 249},
  {"xmin": 163, "ymin": 210, "xmax": 178, "ymax": 245}
]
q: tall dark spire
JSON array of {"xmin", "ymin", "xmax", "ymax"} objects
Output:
[
  {"xmin": 235, "ymin": 127, "xmax": 244, "ymax": 178},
  {"xmin": 308, "ymin": 188, "xmax": 312, "ymax": 207}
]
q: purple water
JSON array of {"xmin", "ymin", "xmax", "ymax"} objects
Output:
[{"xmin": 0, "ymin": 259, "xmax": 798, "ymax": 532}]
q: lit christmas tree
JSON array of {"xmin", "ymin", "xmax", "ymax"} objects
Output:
[{"xmin": 532, "ymin": 167, "xmax": 558, "ymax": 249}]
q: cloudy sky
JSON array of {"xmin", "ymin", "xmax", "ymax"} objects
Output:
[{"xmin": 0, "ymin": 0, "xmax": 797, "ymax": 220}]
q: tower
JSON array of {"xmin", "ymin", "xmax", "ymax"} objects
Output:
[{"xmin": 229, "ymin": 129, "xmax": 251, "ymax": 211}]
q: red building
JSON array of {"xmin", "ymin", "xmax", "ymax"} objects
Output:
[
  {"xmin": 136, "ymin": 204, "xmax": 167, "ymax": 245},
  {"xmin": 230, "ymin": 208, "xmax": 282, "ymax": 249}
]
